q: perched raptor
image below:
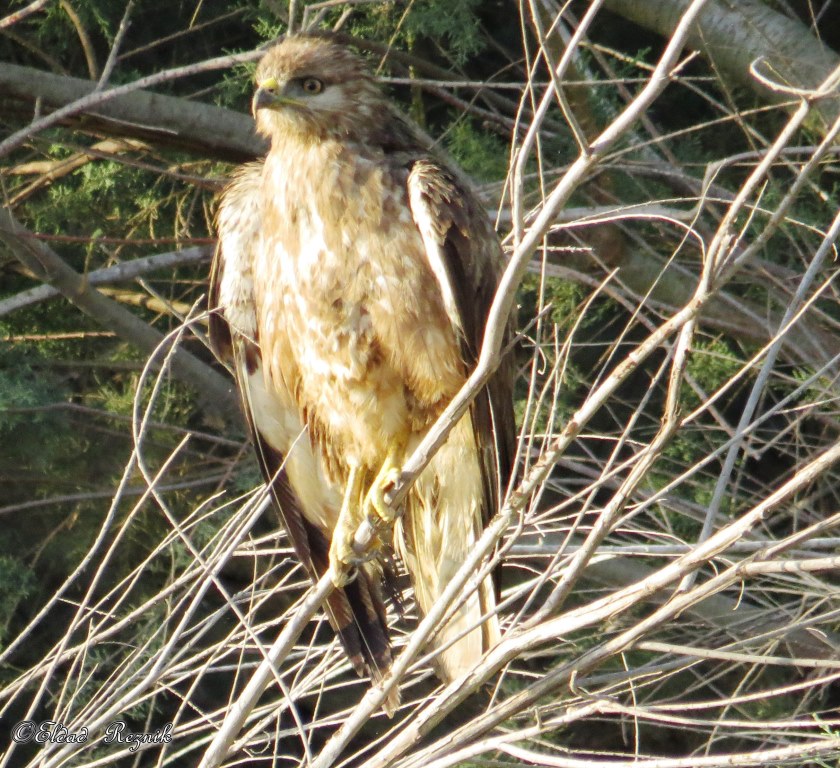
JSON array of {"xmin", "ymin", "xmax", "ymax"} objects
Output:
[{"xmin": 210, "ymin": 34, "xmax": 515, "ymax": 696}]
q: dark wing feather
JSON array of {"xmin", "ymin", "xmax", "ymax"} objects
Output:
[
  {"xmin": 250, "ymin": 418, "xmax": 392, "ymax": 679},
  {"xmin": 209, "ymin": 169, "xmax": 393, "ymax": 683},
  {"xmin": 207, "ymin": 245, "xmax": 233, "ymax": 371},
  {"xmin": 405, "ymin": 158, "xmax": 516, "ymax": 544}
]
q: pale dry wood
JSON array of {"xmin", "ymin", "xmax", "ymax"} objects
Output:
[{"xmin": 0, "ymin": 0, "xmax": 51, "ymax": 30}]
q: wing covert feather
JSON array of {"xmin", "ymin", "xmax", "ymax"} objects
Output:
[{"xmin": 406, "ymin": 159, "xmax": 516, "ymax": 521}]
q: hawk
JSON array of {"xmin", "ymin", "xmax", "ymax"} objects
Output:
[{"xmin": 209, "ymin": 34, "xmax": 515, "ymax": 699}]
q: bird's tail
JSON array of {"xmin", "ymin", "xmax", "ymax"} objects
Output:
[{"xmin": 395, "ymin": 415, "xmax": 501, "ymax": 682}]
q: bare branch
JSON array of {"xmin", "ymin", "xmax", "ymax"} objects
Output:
[
  {"xmin": 0, "ymin": 56, "xmax": 267, "ymax": 161},
  {"xmin": 95, "ymin": 0, "xmax": 134, "ymax": 91},
  {"xmin": 0, "ymin": 0, "xmax": 52, "ymax": 30},
  {"xmin": 0, "ymin": 245, "xmax": 212, "ymax": 317},
  {"xmin": 0, "ymin": 208, "xmax": 238, "ymax": 425},
  {"xmin": 604, "ymin": 0, "xmax": 840, "ymax": 133}
]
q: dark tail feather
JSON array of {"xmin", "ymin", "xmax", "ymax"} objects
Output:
[
  {"xmin": 256, "ymin": 435, "xmax": 398, "ymax": 713},
  {"xmin": 308, "ymin": 534, "xmax": 393, "ymax": 669},
  {"xmin": 306, "ymin": 530, "xmax": 399, "ymax": 716},
  {"xmin": 226, "ymin": 338, "xmax": 398, "ymax": 712}
]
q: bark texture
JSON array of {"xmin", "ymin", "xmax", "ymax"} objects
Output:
[
  {"xmin": 605, "ymin": 0, "xmax": 840, "ymax": 132},
  {"xmin": 0, "ymin": 63, "xmax": 266, "ymax": 161}
]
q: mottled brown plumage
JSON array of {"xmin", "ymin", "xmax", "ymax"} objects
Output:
[{"xmin": 209, "ymin": 34, "xmax": 515, "ymax": 702}]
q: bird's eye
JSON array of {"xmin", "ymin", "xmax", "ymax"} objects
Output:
[{"xmin": 301, "ymin": 77, "xmax": 324, "ymax": 94}]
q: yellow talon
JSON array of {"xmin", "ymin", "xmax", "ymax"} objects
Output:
[
  {"xmin": 328, "ymin": 444, "xmax": 405, "ymax": 586},
  {"xmin": 364, "ymin": 443, "xmax": 404, "ymax": 525},
  {"xmin": 329, "ymin": 465, "xmax": 365, "ymax": 587}
]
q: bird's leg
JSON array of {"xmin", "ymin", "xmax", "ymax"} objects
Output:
[
  {"xmin": 328, "ymin": 465, "xmax": 365, "ymax": 587},
  {"xmin": 328, "ymin": 443, "xmax": 404, "ymax": 586},
  {"xmin": 363, "ymin": 440, "xmax": 405, "ymax": 526}
]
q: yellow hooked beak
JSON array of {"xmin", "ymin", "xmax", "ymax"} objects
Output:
[{"xmin": 252, "ymin": 77, "xmax": 297, "ymax": 116}]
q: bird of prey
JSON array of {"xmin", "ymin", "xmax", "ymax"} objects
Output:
[{"xmin": 209, "ymin": 34, "xmax": 515, "ymax": 697}]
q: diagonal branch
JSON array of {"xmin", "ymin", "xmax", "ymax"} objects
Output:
[
  {"xmin": 0, "ymin": 0, "xmax": 52, "ymax": 30},
  {"xmin": 604, "ymin": 0, "xmax": 840, "ymax": 134},
  {"xmin": 0, "ymin": 57, "xmax": 267, "ymax": 161},
  {"xmin": 0, "ymin": 208, "xmax": 239, "ymax": 427},
  {"xmin": 0, "ymin": 245, "xmax": 212, "ymax": 317}
]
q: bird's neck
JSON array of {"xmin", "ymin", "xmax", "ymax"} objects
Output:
[
  {"xmin": 266, "ymin": 134, "xmax": 345, "ymax": 168},
  {"xmin": 263, "ymin": 139, "xmax": 354, "ymax": 207}
]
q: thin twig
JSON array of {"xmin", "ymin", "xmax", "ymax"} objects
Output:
[
  {"xmin": 0, "ymin": 0, "xmax": 52, "ymax": 29},
  {"xmin": 95, "ymin": 1, "xmax": 134, "ymax": 91}
]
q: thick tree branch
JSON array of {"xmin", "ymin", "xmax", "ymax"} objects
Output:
[
  {"xmin": 550, "ymin": 219, "xmax": 840, "ymax": 381},
  {"xmin": 0, "ymin": 61, "xmax": 266, "ymax": 161},
  {"xmin": 0, "ymin": 208, "xmax": 239, "ymax": 427},
  {"xmin": 604, "ymin": 0, "xmax": 840, "ymax": 133}
]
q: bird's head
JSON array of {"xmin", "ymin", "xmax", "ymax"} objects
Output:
[{"xmin": 252, "ymin": 35, "xmax": 385, "ymax": 143}]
